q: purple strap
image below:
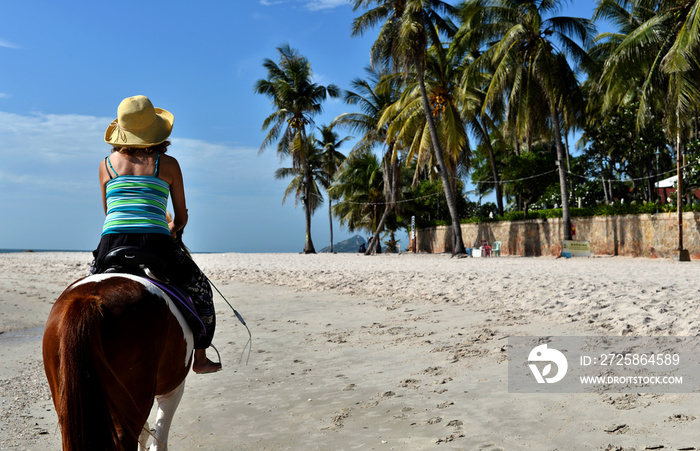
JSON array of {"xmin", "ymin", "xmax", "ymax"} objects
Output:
[{"xmin": 148, "ymin": 278, "xmax": 206, "ymax": 335}]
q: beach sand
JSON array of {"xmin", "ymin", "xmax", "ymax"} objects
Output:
[{"xmin": 1, "ymin": 251, "xmax": 699, "ymax": 450}]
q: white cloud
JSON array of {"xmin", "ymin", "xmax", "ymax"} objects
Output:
[
  {"xmin": 304, "ymin": 0, "xmax": 349, "ymax": 11},
  {"xmin": 0, "ymin": 111, "xmax": 109, "ymax": 163},
  {"xmin": 259, "ymin": 0, "xmax": 348, "ymax": 11},
  {"xmin": 0, "ymin": 39, "xmax": 20, "ymax": 49},
  {"xmin": 311, "ymin": 72, "xmax": 331, "ymax": 85},
  {"xmin": 170, "ymin": 137, "xmax": 284, "ymax": 197}
]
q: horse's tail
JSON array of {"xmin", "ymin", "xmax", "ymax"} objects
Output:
[{"xmin": 56, "ymin": 293, "xmax": 120, "ymax": 451}]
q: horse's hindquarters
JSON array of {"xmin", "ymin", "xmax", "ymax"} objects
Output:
[{"xmin": 42, "ymin": 274, "xmax": 192, "ymax": 450}]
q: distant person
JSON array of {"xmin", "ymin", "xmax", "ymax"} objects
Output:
[
  {"xmin": 90, "ymin": 95, "xmax": 220, "ymax": 374},
  {"xmin": 359, "ymin": 242, "xmax": 366, "ymax": 253},
  {"xmin": 482, "ymin": 240, "xmax": 492, "ymax": 257}
]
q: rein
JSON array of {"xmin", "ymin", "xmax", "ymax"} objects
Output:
[
  {"xmin": 205, "ymin": 275, "xmax": 253, "ymax": 365},
  {"xmin": 144, "ymin": 272, "xmax": 252, "ymax": 364}
]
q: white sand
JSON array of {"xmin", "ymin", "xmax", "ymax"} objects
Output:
[{"xmin": 1, "ymin": 252, "xmax": 699, "ymax": 450}]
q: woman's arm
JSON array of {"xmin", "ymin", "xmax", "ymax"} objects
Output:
[
  {"xmin": 98, "ymin": 160, "xmax": 110, "ymax": 215},
  {"xmin": 161, "ymin": 155, "xmax": 188, "ymax": 237}
]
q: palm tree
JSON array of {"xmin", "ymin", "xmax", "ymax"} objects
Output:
[
  {"xmin": 595, "ymin": 0, "xmax": 700, "ymax": 258},
  {"xmin": 315, "ymin": 124, "xmax": 350, "ymax": 253},
  {"xmin": 329, "ymin": 150, "xmax": 385, "ymax": 237},
  {"xmin": 334, "ymin": 66, "xmax": 404, "ymax": 255},
  {"xmin": 254, "ymin": 44, "xmax": 340, "ymax": 253},
  {"xmin": 352, "ymin": 0, "xmax": 469, "ymax": 254},
  {"xmin": 274, "ymin": 136, "xmax": 328, "ymax": 248},
  {"xmin": 381, "ymin": 42, "xmax": 471, "ymax": 197},
  {"xmin": 447, "ymin": 33, "xmax": 510, "ymax": 215},
  {"xmin": 456, "ymin": 0, "xmax": 594, "ymax": 240}
]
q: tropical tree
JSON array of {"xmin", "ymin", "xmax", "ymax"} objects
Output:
[
  {"xmin": 456, "ymin": 0, "xmax": 595, "ymax": 240},
  {"xmin": 254, "ymin": 44, "xmax": 340, "ymax": 253},
  {"xmin": 578, "ymin": 102, "xmax": 667, "ymax": 202},
  {"xmin": 315, "ymin": 124, "xmax": 350, "ymax": 253},
  {"xmin": 594, "ymin": 0, "xmax": 700, "ymax": 257},
  {"xmin": 329, "ymin": 150, "xmax": 385, "ymax": 238},
  {"xmin": 381, "ymin": 42, "xmax": 471, "ymax": 196},
  {"xmin": 352, "ymin": 0, "xmax": 469, "ymax": 254},
  {"xmin": 274, "ymin": 137, "xmax": 329, "ymax": 248},
  {"xmin": 461, "ymin": 72, "xmax": 508, "ymax": 215},
  {"xmin": 502, "ymin": 145, "xmax": 560, "ymax": 216},
  {"xmin": 402, "ymin": 160, "xmax": 475, "ymax": 225},
  {"xmin": 468, "ymin": 125, "xmax": 509, "ymax": 212},
  {"xmin": 334, "ymin": 66, "xmax": 404, "ymax": 255}
]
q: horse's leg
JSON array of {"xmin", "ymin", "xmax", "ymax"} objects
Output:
[
  {"xmin": 149, "ymin": 379, "xmax": 186, "ymax": 451},
  {"xmin": 138, "ymin": 421, "xmax": 151, "ymax": 451}
]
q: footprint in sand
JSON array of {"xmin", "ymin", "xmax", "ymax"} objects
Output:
[
  {"xmin": 665, "ymin": 413, "xmax": 697, "ymax": 422},
  {"xmin": 398, "ymin": 379, "xmax": 420, "ymax": 389},
  {"xmin": 435, "ymin": 433, "xmax": 465, "ymax": 445},
  {"xmin": 471, "ymin": 442, "xmax": 504, "ymax": 451},
  {"xmin": 604, "ymin": 424, "xmax": 629, "ymax": 434}
]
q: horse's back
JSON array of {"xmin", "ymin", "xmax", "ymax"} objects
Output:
[{"xmin": 42, "ymin": 274, "xmax": 193, "ymax": 450}]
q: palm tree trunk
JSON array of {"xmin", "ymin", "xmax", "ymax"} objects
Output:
[
  {"xmin": 564, "ymin": 132, "xmax": 573, "ymax": 207},
  {"xmin": 415, "ymin": 62, "xmax": 466, "ymax": 254},
  {"xmin": 550, "ymin": 103, "xmax": 572, "ymax": 241},
  {"xmin": 602, "ymin": 174, "xmax": 608, "ymax": 204},
  {"xmin": 674, "ymin": 98, "xmax": 689, "ymax": 259},
  {"xmin": 365, "ymin": 149, "xmax": 398, "ymax": 256},
  {"xmin": 676, "ymin": 127, "xmax": 684, "ymax": 252},
  {"xmin": 564, "ymin": 132, "xmax": 571, "ymax": 171},
  {"xmin": 329, "ymin": 199, "xmax": 334, "ymax": 253},
  {"xmin": 303, "ymin": 164, "xmax": 316, "ymax": 254},
  {"xmin": 475, "ymin": 119, "xmax": 503, "ymax": 216},
  {"xmin": 366, "ymin": 205, "xmax": 390, "ymax": 255}
]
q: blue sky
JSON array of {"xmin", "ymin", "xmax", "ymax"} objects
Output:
[{"xmin": 0, "ymin": 0, "xmax": 601, "ymax": 253}]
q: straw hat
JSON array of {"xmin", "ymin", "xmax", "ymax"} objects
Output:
[{"xmin": 104, "ymin": 95, "xmax": 174, "ymax": 148}]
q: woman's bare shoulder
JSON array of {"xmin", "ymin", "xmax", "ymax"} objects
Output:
[
  {"xmin": 158, "ymin": 153, "xmax": 183, "ymax": 184},
  {"xmin": 160, "ymin": 153, "xmax": 182, "ymax": 171}
]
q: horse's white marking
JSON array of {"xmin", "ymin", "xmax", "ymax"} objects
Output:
[
  {"xmin": 151, "ymin": 379, "xmax": 186, "ymax": 451},
  {"xmin": 69, "ymin": 273, "xmax": 194, "ymax": 367}
]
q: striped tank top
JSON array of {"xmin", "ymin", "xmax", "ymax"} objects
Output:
[{"xmin": 101, "ymin": 153, "xmax": 171, "ymax": 236}]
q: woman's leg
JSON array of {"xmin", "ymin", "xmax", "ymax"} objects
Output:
[
  {"xmin": 175, "ymin": 250, "xmax": 221, "ymax": 373},
  {"xmin": 193, "ymin": 348, "xmax": 221, "ymax": 374}
]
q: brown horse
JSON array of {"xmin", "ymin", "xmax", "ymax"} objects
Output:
[{"xmin": 42, "ymin": 273, "xmax": 194, "ymax": 451}]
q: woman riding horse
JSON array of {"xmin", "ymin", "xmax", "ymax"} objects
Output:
[
  {"xmin": 92, "ymin": 95, "xmax": 219, "ymax": 374},
  {"xmin": 43, "ymin": 95, "xmax": 223, "ymax": 450}
]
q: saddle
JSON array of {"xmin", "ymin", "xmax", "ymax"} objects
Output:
[
  {"xmin": 98, "ymin": 246, "xmax": 206, "ymax": 339},
  {"xmin": 102, "ymin": 246, "xmax": 171, "ymax": 282}
]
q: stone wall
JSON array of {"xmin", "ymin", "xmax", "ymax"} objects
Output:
[{"xmin": 417, "ymin": 212, "xmax": 700, "ymax": 259}]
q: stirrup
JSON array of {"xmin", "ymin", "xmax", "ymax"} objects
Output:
[{"xmin": 209, "ymin": 343, "xmax": 222, "ymax": 367}]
